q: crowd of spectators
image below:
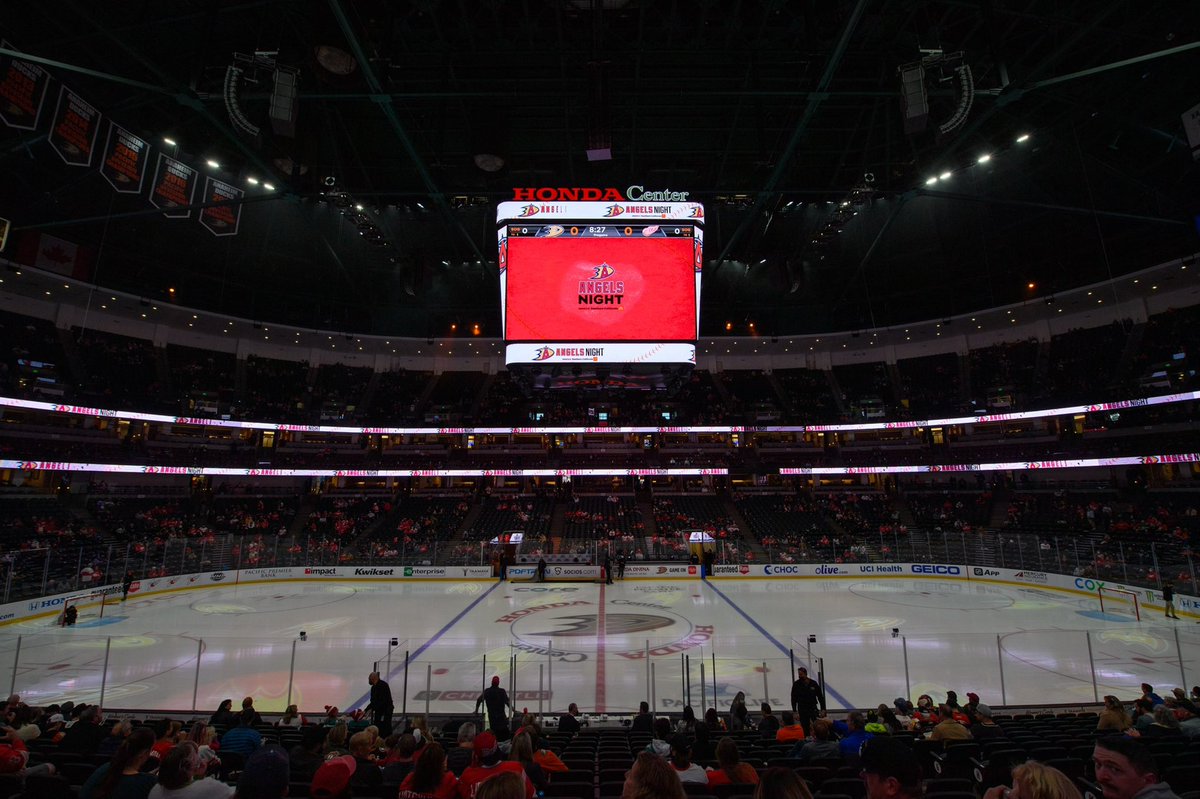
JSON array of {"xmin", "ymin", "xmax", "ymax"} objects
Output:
[{"xmin": 2, "ymin": 678, "xmax": 1198, "ymax": 799}]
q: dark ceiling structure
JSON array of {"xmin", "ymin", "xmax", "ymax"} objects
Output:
[{"xmin": 0, "ymin": 0, "xmax": 1197, "ymax": 338}]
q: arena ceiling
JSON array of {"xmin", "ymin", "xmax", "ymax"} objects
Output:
[{"xmin": 0, "ymin": 1, "xmax": 1198, "ymax": 338}]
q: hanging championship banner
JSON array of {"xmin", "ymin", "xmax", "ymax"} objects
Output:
[
  {"xmin": 100, "ymin": 122, "xmax": 149, "ymax": 193},
  {"xmin": 198, "ymin": 176, "xmax": 243, "ymax": 236},
  {"xmin": 150, "ymin": 152, "xmax": 198, "ymax": 218},
  {"xmin": 48, "ymin": 86, "xmax": 101, "ymax": 166},
  {"xmin": 0, "ymin": 40, "xmax": 51, "ymax": 130}
]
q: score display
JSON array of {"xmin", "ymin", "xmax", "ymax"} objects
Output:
[{"xmin": 497, "ymin": 201, "xmax": 703, "ymax": 367}]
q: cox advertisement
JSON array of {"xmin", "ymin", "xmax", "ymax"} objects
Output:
[{"xmin": 504, "ymin": 232, "xmax": 697, "ymax": 342}]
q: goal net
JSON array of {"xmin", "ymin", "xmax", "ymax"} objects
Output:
[
  {"xmin": 1098, "ymin": 586, "xmax": 1141, "ymax": 621},
  {"xmin": 57, "ymin": 588, "xmax": 117, "ymax": 626}
]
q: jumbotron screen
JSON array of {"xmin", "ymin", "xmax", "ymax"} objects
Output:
[{"xmin": 497, "ymin": 200, "xmax": 703, "ymax": 366}]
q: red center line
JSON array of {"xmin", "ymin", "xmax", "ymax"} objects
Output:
[{"xmin": 595, "ymin": 580, "xmax": 606, "ymax": 713}]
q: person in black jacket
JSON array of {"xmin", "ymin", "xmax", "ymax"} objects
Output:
[
  {"xmin": 475, "ymin": 676, "xmax": 513, "ymax": 740},
  {"xmin": 366, "ymin": 672, "xmax": 394, "ymax": 737},
  {"xmin": 557, "ymin": 703, "xmax": 581, "ymax": 734},
  {"xmin": 790, "ymin": 667, "xmax": 824, "ymax": 734},
  {"xmin": 630, "ymin": 701, "xmax": 653, "ymax": 733},
  {"xmin": 58, "ymin": 705, "xmax": 106, "ymax": 755}
]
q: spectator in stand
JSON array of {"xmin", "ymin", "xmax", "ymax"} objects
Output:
[
  {"xmin": 219, "ymin": 710, "xmax": 262, "ymax": 757},
  {"xmin": 675, "ymin": 706, "xmax": 697, "ymax": 735},
  {"xmin": 930, "ymin": 706, "xmax": 972, "ymax": 741},
  {"xmin": 754, "ymin": 767, "xmax": 812, "ymax": 799},
  {"xmin": 234, "ymin": 745, "xmax": 289, "ymax": 799},
  {"xmin": 838, "ymin": 712, "xmax": 875, "ymax": 765},
  {"xmin": 910, "ymin": 695, "xmax": 937, "ymax": 729},
  {"xmin": 1091, "ymin": 737, "xmax": 1181, "ymax": 799},
  {"xmin": 646, "ymin": 718, "xmax": 673, "ymax": 756},
  {"xmin": 630, "ymin": 701, "xmax": 653, "ymax": 734},
  {"xmin": 689, "ymin": 723, "xmax": 716, "ymax": 763},
  {"xmin": 1141, "ymin": 707, "xmax": 1183, "ymax": 739},
  {"xmin": 9, "ymin": 705, "xmax": 40, "ymax": 742},
  {"xmin": 209, "ymin": 701, "xmax": 235, "ymax": 729},
  {"xmin": 793, "ymin": 718, "xmax": 838, "ymax": 762},
  {"xmin": 279, "ymin": 706, "xmax": 304, "ymax": 728},
  {"xmin": 288, "ymin": 726, "xmax": 327, "ymax": 783},
  {"xmin": 706, "ymin": 737, "xmax": 759, "ymax": 787},
  {"xmin": 456, "ymin": 732, "xmax": 533, "ymax": 799},
  {"xmin": 348, "ymin": 732, "xmax": 383, "ymax": 791},
  {"xmin": 149, "ymin": 742, "xmax": 233, "ymax": 799},
  {"xmin": 758, "ymin": 704, "xmax": 781, "ymax": 738},
  {"xmin": 776, "ymin": 711, "xmax": 805, "ymax": 744},
  {"xmin": 99, "ymin": 720, "xmax": 134, "ymax": 757},
  {"xmin": 381, "ymin": 734, "xmax": 418, "ymax": 783},
  {"xmin": 622, "ymin": 751, "xmax": 685, "ymax": 799},
  {"xmin": 730, "ymin": 692, "xmax": 750, "ymax": 732},
  {"xmin": 1132, "ymin": 700, "xmax": 1156, "ymax": 731},
  {"xmin": 81, "ymin": 727, "xmax": 158, "ymax": 799},
  {"xmin": 704, "ymin": 708, "xmax": 726, "ymax": 733},
  {"xmin": 445, "ymin": 723, "xmax": 475, "ymax": 776},
  {"xmin": 557, "ymin": 703, "xmax": 581, "ymax": 734},
  {"xmin": 60, "ymin": 705, "xmax": 106, "ymax": 755},
  {"xmin": 668, "ymin": 734, "xmax": 707, "ymax": 784},
  {"xmin": 398, "ymin": 741, "xmax": 456, "ymax": 799},
  {"xmin": 1098, "ymin": 696, "xmax": 1133, "ymax": 732},
  {"xmin": 240, "ymin": 698, "xmax": 263, "ymax": 726},
  {"xmin": 1141, "ymin": 684, "xmax": 1164, "ymax": 706},
  {"xmin": 508, "ymin": 733, "xmax": 546, "ymax": 794},
  {"xmin": 311, "ymin": 755, "xmax": 356, "ymax": 799},
  {"xmin": 476, "ymin": 772, "xmax": 526, "ymax": 799},
  {"xmin": 983, "ymin": 761, "xmax": 1082, "ymax": 799},
  {"xmin": 152, "ymin": 720, "xmax": 183, "ymax": 760},
  {"xmin": 323, "ymin": 724, "xmax": 350, "ymax": 757},
  {"xmin": 972, "ymin": 705, "xmax": 1004, "ymax": 739},
  {"xmin": 860, "ymin": 737, "xmax": 922, "ymax": 799},
  {"xmin": 0, "ymin": 727, "xmax": 56, "ymax": 781},
  {"xmin": 366, "ymin": 672, "xmax": 394, "ymax": 737}
]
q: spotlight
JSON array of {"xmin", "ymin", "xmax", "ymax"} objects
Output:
[
  {"xmin": 1016, "ymin": 133, "xmax": 1030, "ymax": 143},
  {"xmin": 299, "ymin": 631, "xmax": 307, "ymax": 642},
  {"xmin": 977, "ymin": 154, "xmax": 992, "ymax": 163},
  {"xmin": 163, "ymin": 136, "xmax": 177, "ymax": 146},
  {"xmin": 263, "ymin": 183, "xmax": 275, "ymax": 191},
  {"xmin": 246, "ymin": 176, "xmax": 259, "ymax": 185},
  {"xmin": 939, "ymin": 171, "xmax": 951, "ymax": 180},
  {"xmin": 891, "ymin": 627, "xmax": 900, "ymax": 639},
  {"xmin": 389, "ymin": 637, "xmax": 398, "ymax": 647},
  {"xmin": 206, "ymin": 159, "xmax": 220, "ymax": 169},
  {"xmin": 807, "ymin": 635, "xmax": 817, "ymax": 644},
  {"xmin": 925, "ymin": 177, "xmax": 938, "ymax": 185}
]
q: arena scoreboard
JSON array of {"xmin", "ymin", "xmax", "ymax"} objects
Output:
[{"xmin": 497, "ymin": 200, "xmax": 703, "ymax": 375}]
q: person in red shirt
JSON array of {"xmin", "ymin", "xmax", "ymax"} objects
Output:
[
  {"xmin": 706, "ymin": 737, "xmax": 760, "ymax": 787},
  {"xmin": 399, "ymin": 742, "xmax": 457, "ymax": 799},
  {"xmin": 455, "ymin": 732, "xmax": 532, "ymax": 799}
]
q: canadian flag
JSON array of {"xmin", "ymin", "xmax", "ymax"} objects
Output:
[{"xmin": 15, "ymin": 231, "xmax": 95, "ymax": 279}]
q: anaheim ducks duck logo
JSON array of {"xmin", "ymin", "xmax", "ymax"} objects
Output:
[
  {"xmin": 503, "ymin": 599, "xmax": 714, "ymax": 662},
  {"xmin": 525, "ymin": 613, "xmax": 675, "ymax": 637}
]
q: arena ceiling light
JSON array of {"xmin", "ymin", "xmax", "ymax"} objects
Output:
[
  {"xmin": 977, "ymin": 153, "xmax": 992, "ymax": 163},
  {"xmin": 1016, "ymin": 133, "xmax": 1031, "ymax": 142},
  {"xmin": 162, "ymin": 136, "xmax": 177, "ymax": 146},
  {"xmin": 206, "ymin": 159, "xmax": 220, "ymax": 169}
]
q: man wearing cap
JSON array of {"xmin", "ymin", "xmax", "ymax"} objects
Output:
[
  {"xmin": 970, "ymin": 704, "xmax": 1004, "ymax": 739},
  {"xmin": 236, "ymin": 744, "xmax": 290, "ymax": 799},
  {"xmin": 312, "ymin": 754, "xmax": 358, "ymax": 799},
  {"xmin": 366, "ymin": 671, "xmax": 395, "ymax": 737},
  {"xmin": 1092, "ymin": 736, "xmax": 1182, "ymax": 799},
  {"xmin": 963, "ymin": 692, "xmax": 985, "ymax": 725},
  {"xmin": 456, "ymin": 731, "xmax": 534, "ymax": 798},
  {"xmin": 474, "ymin": 677, "xmax": 513, "ymax": 741},
  {"xmin": 860, "ymin": 737, "xmax": 923, "ymax": 799}
]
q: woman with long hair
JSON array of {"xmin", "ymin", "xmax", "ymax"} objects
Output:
[
  {"xmin": 754, "ymin": 767, "xmax": 813, "ymax": 799},
  {"xmin": 279, "ymin": 705, "xmax": 304, "ymax": 728},
  {"xmin": 621, "ymin": 752, "xmax": 685, "ymax": 799},
  {"xmin": 983, "ymin": 761, "xmax": 1082, "ymax": 799},
  {"xmin": 398, "ymin": 742, "xmax": 457, "ymax": 799},
  {"xmin": 148, "ymin": 742, "xmax": 233, "ymax": 799},
  {"xmin": 703, "ymin": 707, "xmax": 727, "ymax": 732},
  {"xmin": 152, "ymin": 720, "xmax": 183, "ymax": 760},
  {"xmin": 186, "ymin": 723, "xmax": 220, "ymax": 777},
  {"xmin": 508, "ymin": 733, "xmax": 547, "ymax": 793},
  {"xmin": 1096, "ymin": 696, "xmax": 1131, "ymax": 732},
  {"xmin": 730, "ymin": 691, "xmax": 749, "ymax": 731},
  {"xmin": 676, "ymin": 706, "xmax": 697, "ymax": 734},
  {"xmin": 82, "ymin": 727, "xmax": 158, "ymax": 799},
  {"xmin": 208, "ymin": 701, "xmax": 234, "ymax": 729},
  {"xmin": 706, "ymin": 737, "xmax": 760, "ymax": 786},
  {"xmin": 323, "ymin": 722, "xmax": 350, "ymax": 757}
]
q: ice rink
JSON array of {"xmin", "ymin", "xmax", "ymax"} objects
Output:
[{"xmin": 1, "ymin": 576, "xmax": 1197, "ymax": 717}]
